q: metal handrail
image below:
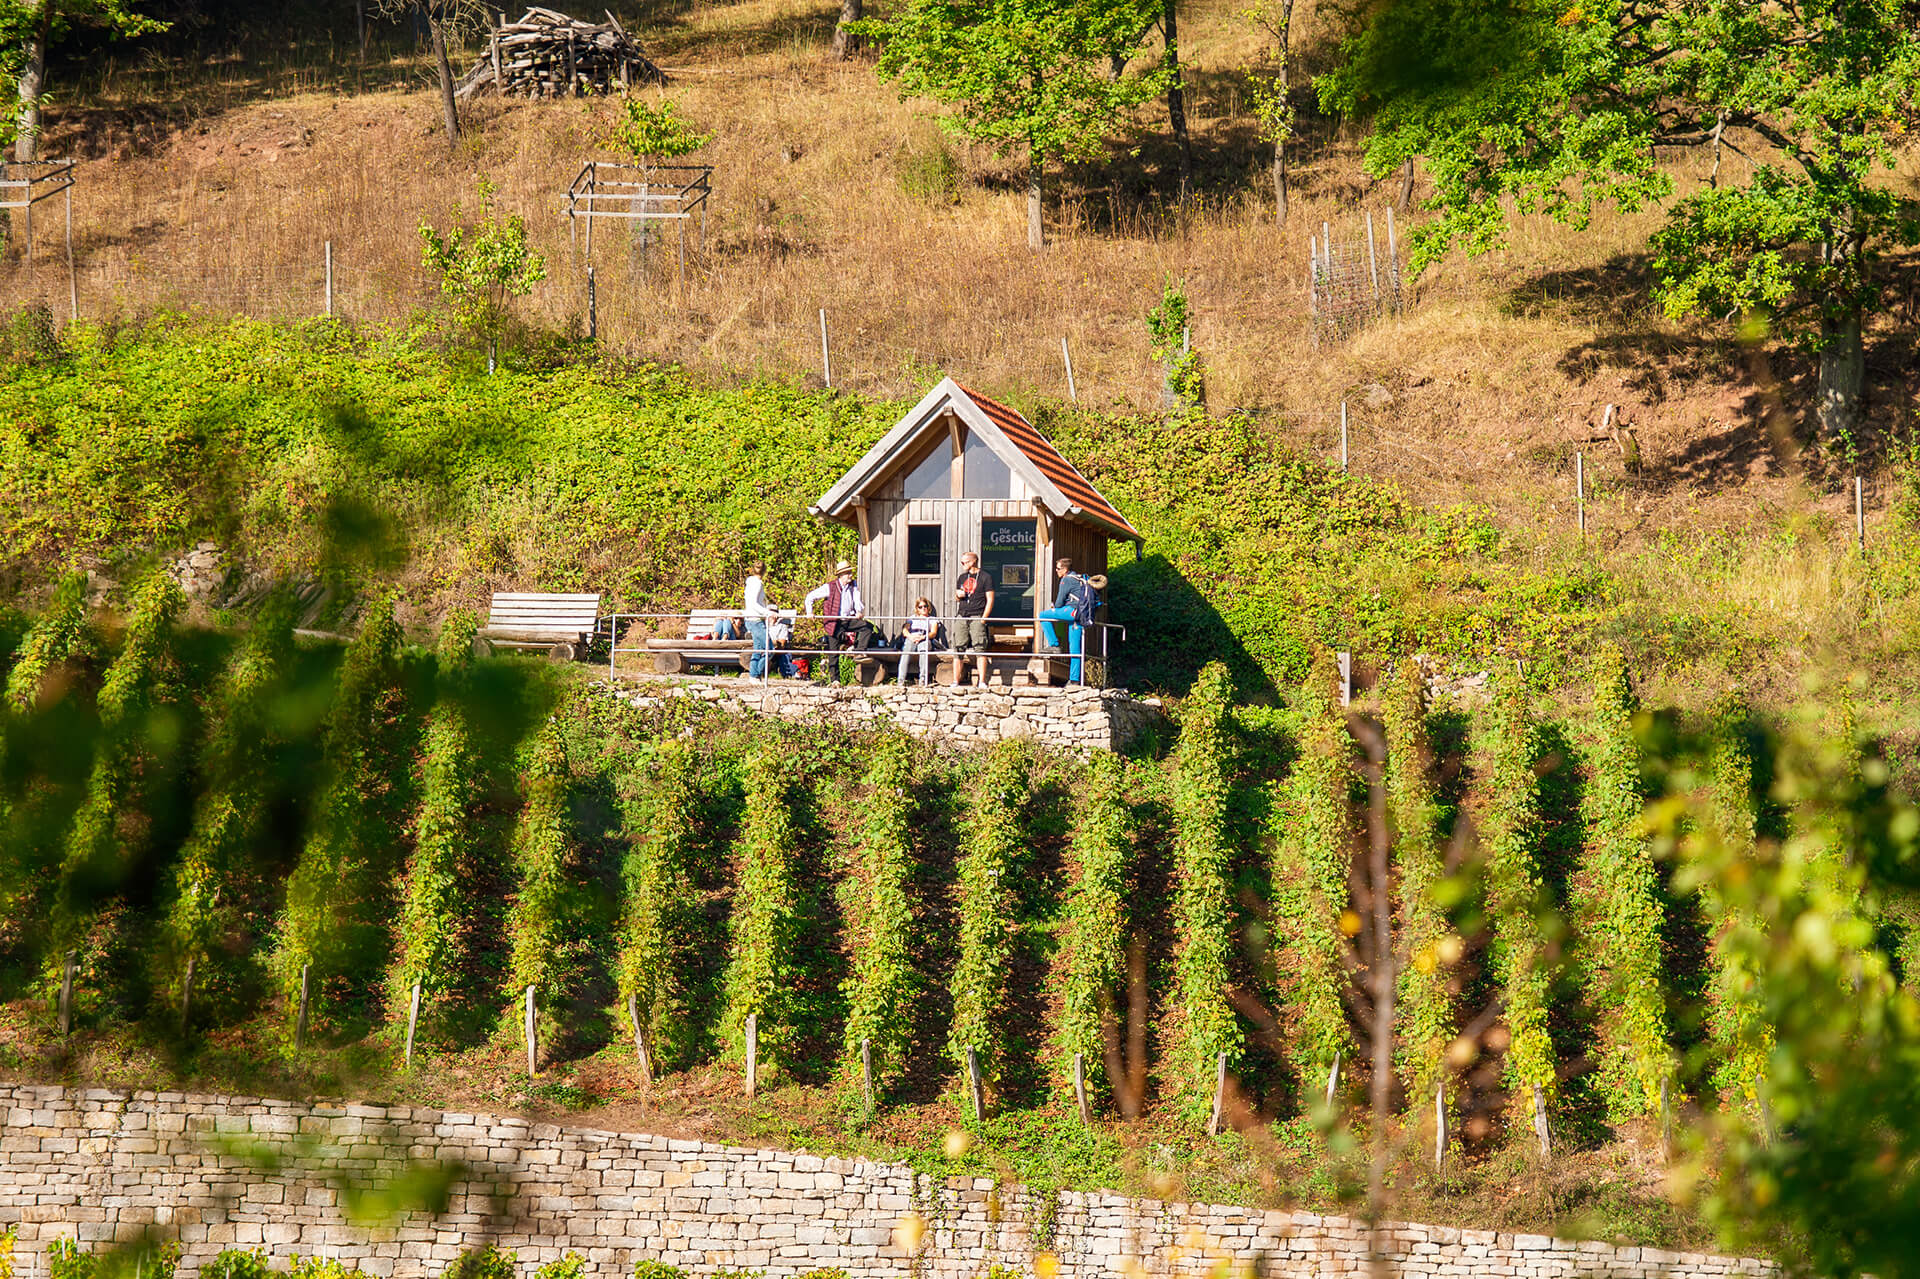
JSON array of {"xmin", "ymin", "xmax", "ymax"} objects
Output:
[{"xmin": 599, "ymin": 610, "xmax": 1122, "ymax": 682}]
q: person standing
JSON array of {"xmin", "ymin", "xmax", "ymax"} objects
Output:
[
  {"xmin": 743, "ymin": 561, "xmax": 775, "ymax": 680},
  {"xmin": 952, "ymin": 550, "xmax": 995, "ymax": 673},
  {"xmin": 803, "ymin": 559, "xmax": 873, "ymax": 684},
  {"xmin": 1038, "ymin": 557, "xmax": 1101, "ymax": 685}
]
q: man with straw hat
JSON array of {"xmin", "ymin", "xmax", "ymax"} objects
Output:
[{"xmin": 803, "ymin": 558, "xmax": 874, "ymax": 685}]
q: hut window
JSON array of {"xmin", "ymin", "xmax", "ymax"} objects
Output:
[
  {"xmin": 907, "ymin": 524, "xmax": 942, "ymax": 575},
  {"xmin": 902, "ymin": 443, "xmax": 952, "ymax": 499},
  {"xmin": 962, "ymin": 431, "xmax": 1014, "ymax": 498}
]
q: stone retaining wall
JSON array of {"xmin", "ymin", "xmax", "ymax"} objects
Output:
[
  {"xmin": 606, "ymin": 678, "xmax": 1168, "ymax": 752},
  {"xmin": 0, "ymin": 1085, "xmax": 1770, "ymax": 1279}
]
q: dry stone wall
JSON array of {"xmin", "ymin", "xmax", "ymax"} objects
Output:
[
  {"xmin": 605, "ymin": 677, "xmax": 1167, "ymax": 752},
  {"xmin": 0, "ymin": 1085, "xmax": 1771, "ymax": 1279}
]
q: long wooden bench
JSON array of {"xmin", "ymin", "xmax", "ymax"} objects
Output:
[
  {"xmin": 644, "ymin": 609, "xmax": 798, "ymax": 675},
  {"xmin": 476, "ymin": 592, "xmax": 602, "ymax": 662}
]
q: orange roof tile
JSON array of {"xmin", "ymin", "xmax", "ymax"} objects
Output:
[{"xmin": 957, "ymin": 384, "xmax": 1142, "ymax": 541}]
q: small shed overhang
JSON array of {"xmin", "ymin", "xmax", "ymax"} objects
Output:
[{"xmin": 809, "ymin": 377, "xmax": 1145, "ymax": 546}]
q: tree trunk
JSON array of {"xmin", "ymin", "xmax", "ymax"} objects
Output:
[
  {"xmin": 1815, "ymin": 309, "xmax": 1865, "ymax": 444},
  {"xmin": 1027, "ymin": 156, "xmax": 1044, "ymax": 252},
  {"xmin": 420, "ymin": 3, "xmax": 461, "ymax": 146},
  {"xmin": 1270, "ymin": 0, "xmax": 1294, "ymax": 226},
  {"xmin": 1397, "ymin": 158, "xmax": 1415, "ymax": 211},
  {"xmin": 832, "ymin": 0, "xmax": 862, "ymax": 57},
  {"xmin": 1272, "ymin": 144, "xmax": 1288, "ymax": 227},
  {"xmin": 15, "ymin": 0, "xmax": 54, "ymax": 163},
  {"xmin": 1164, "ymin": 0, "xmax": 1191, "ymax": 201}
]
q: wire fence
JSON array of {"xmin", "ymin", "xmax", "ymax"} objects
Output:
[{"xmin": 1309, "ymin": 210, "xmax": 1404, "ymax": 345}]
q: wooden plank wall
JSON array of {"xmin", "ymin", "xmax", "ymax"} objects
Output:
[{"xmin": 865, "ymin": 497, "xmax": 1084, "ymax": 639}]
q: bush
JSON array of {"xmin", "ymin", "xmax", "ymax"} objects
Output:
[
  {"xmin": 534, "ymin": 1254, "xmax": 585, "ymax": 1279},
  {"xmin": 288, "ymin": 1261, "xmax": 357, "ymax": 1279},
  {"xmin": 1384, "ymin": 661, "xmax": 1455, "ymax": 1105},
  {"xmin": 1576, "ymin": 648, "xmax": 1672, "ymax": 1118},
  {"xmin": 506, "ymin": 719, "xmax": 577, "ymax": 1021},
  {"xmin": 841, "ymin": 732, "xmax": 919, "ymax": 1099},
  {"xmin": 0, "ymin": 1225, "xmax": 17, "ymax": 1279},
  {"xmin": 1057, "ymin": 751, "xmax": 1131, "ymax": 1100},
  {"xmin": 618, "ymin": 739, "xmax": 705, "ymax": 1071},
  {"xmin": 948, "ymin": 740, "xmax": 1030, "ymax": 1089},
  {"xmin": 1700, "ymin": 697, "xmax": 1771, "ymax": 1103},
  {"xmin": 47, "ymin": 1239, "xmax": 180, "ymax": 1279},
  {"xmin": 443, "ymin": 1248, "xmax": 515, "ymax": 1279},
  {"xmin": 3, "ymin": 570, "xmax": 86, "ymax": 712},
  {"xmin": 897, "ymin": 137, "xmax": 961, "ymax": 205},
  {"xmin": 720, "ymin": 744, "xmax": 803, "ymax": 1071},
  {"xmin": 201, "ymin": 1251, "xmax": 274, "ymax": 1279},
  {"xmin": 631, "ymin": 1261, "xmax": 688, "ymax": 1279},
  {"xmin": 1480, "ymin": 677, "xmax": 1557, "ymax": 1111},
  {"xmin": 1169, "ymin": 662, "xmax": 1243, "ymax": 1119}
]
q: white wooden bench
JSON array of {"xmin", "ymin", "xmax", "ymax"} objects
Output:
[
  {"xmin": 644, "ymin": 609, "xmax": 796, "ymax": 675},
  {"xmin": 476, "ymin": 592, "xmax": 602, "ymax": 662}
]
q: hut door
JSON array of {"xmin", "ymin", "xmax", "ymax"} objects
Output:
[{"xmin": 981, "ymin": 517, "xmax": 1037, "ymax": 619}]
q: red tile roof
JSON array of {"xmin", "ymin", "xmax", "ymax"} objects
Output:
[{"xmin": 958, "ymin": 384, "xmax": 1143, "ymax": 541}]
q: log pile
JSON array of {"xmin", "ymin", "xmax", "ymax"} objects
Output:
[{"xmin": 455, "ymin": 7, "xmax": 666, "ymax": 100}]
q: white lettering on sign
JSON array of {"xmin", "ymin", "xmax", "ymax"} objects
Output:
[{"xmin": 987, "ymin": 526, "xmax": 1035, "ymax": 547}]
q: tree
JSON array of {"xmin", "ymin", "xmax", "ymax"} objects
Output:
[
  {"xmin": 833, "ymin": 0, "xmax": 863, "ymax": 58},
  {"xmin": 375, "ymin": 1, "xmax": 485, "ymax": 145},
  {"xmin": 1161, "ymin": 0, "xmax": 1190, "ymax": 199},
  {"xmin": 603, "ymin": 97, "xmax": 713, "ymax": 173},
  {"xmin": 5, "ymin": 1, "xmax": 165, "ymax": 163},
  {"xmin": 866, "ymin": 0, "xmax": 1164, "ymax": 250},
  {"xmin": 1319, "ymin": 0, "xmax": 1920, "ymax": 442},
  {"xmin": 1245, "ymin": 0, "xmax": 1296, "ymax": 224},
  {"xmin": 418, "ymin": 178, "xmax": 547, "ymax": 373}
]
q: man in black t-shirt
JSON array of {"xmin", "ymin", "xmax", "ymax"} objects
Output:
[{"xmin": 953, "ymin": 550, "xmax": 995, "ymax": 655}]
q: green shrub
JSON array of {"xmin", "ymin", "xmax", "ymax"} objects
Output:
[
  {"xmin": 1169, "ymin": 661, "xmax": 1243, "ymax": 1119},
  {"xmin": 720, "ymin": 744, "xmax": 804, "ymax": 1071},
  {"xmin": 534, "ymin": 1254, "xmax": 586, "ymax": 1279},
  {"xmin": 442, "ymin": 1247, "xmax": 515, "ymax": 1279},
  {"xmin": 3, "ymin": 570, "xmax": 87, "ymax": 712},
  {"xmin": 506, "ymin": 719, "xmax": 577, "ymax": 1021},
  {"xmin": 201, "ymin": 1250, "xmax": 274, "ymax": 1279},
  {"xmin": 1480, "ymin": 677, "xmax": 1557, "ymax": 1111},
  {"xmin": 897, "ymin": 137, "xmax": 961, "ymax": 205},
  {"xmin": 792, "ymin": 1270, "xmax": 849, "ymax": 1279},
  {"xmin": 618, "ymin": 739, "xmax": 705, "ymax": 1071},
  {"xmin": 51, "ymin": 570, "xmax": 184, "ymax": 960},
  {"xmin": 390, "ymin": 610, "xmax": 482, "ymax": 1021},
  {"xmin": 273, "ymin": 595, "xmax": 404, "ymax": 1020},
  {"xmin": 162, "ymin": 592, "xmax": 297, "ymax": 1007},
  {"xmin": 47, "ymin": 1239, "xmax": 180, "ymax": 1279},
  {"xmin": 1699, "ymin": 697, "xmax": 1771, "ymax": 1103},
  {"xmin": 1057, "ymin": 750, "xmax": 1132, "ymax": 1101},
  {"xmin": 948, "ymin": 740, "xmax": 1030, "ymax": 1090},
  {"xmin": 1384, "ymin": 661, "xmax": 1454, "ymax": 1105},
  {"xmin": 631, "ymin": 1261, "xmax": 688, "ymax": 1279},
  {"xmin": 1268, "ymin": 650, "xmax": 1355, "ymax": 1086},
  {"xmin": 841, "ymin": 731, "xmax": 919, "ymax": 1099},
  {"xmin": 288, "ymin": 1261, "xmax": 357, "ymax": 1279},
  {"xmin": 1575, "ymin": 648, "xmax": 1672, "ymax": 1118}
]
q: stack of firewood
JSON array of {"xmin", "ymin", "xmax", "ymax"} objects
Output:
[{"xmin": 455, "ymin": 7, "xmax": 666, "ymax": 100}]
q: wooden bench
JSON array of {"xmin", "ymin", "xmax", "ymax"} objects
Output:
[
  {"xmin": 476, "ymin": 592, "xmax": 602, "ymax": 662},
  {"xmin": 644, "ymin": 609, "xmax": 797, "ymax": 675}
]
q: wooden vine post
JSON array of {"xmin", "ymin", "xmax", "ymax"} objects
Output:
[
  {"xmin": 628, "ymin": 994, "xmax": 653, "ymax": 1092},
  {"xmin": 1072, "ymin": 1053, "xmax": 1092, "ymax": 1126},
  {"xmin": 1324, "ymin": 1052, "xmax": 1342, "ymax": 1108},
  {"xmin": 524, "ymin": 985, "xmax": 538, "ymax": 1077},
  {"xmin": 58, "ymin": 950, "xmax": 76, "ymax": 1036},
  {"xmin": 860, "ymin": 1038, "xmax": 875, "ymax": 1115},
  {"xmin": 404, "ymin": 981, "xmax": 422, "ymax": 1070},
  {"xmin": 1206, "ymin": 1051, "xmax": 1227, "ymax": 1135},
  {"xmin": 965, "ymin": 1047, "xmax": 985, "ymax": 1122},
  {"xmin": 744, "ymin": 1013, "xmax": 759, "ymax": 1100},
  {"xmin": 1433, "ymin": 1083, "xmax": 1447, "ymax": 1169},
  {"xmin": 1530, "ymin": 1084, "xmax": 1552, "ymax": 1158},
  {"xmin": 179, "ymin": 956, "xmax": 196, "ymax": 1035},
  {"xmin": 294, "ymin": 963, "xmax": 311, "ymax": 1051}
]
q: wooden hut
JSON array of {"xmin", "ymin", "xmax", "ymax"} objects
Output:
[{"xmin": 810, "ymin": 378, "xmax": 1142, "ymax": 674}]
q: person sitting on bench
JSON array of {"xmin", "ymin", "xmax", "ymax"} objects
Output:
[
  {"xmin": 897, "ymin": 597, "xmax": 941, "ymax": 686},
  {"xmin": 803, "ymin": 559, "xmax": 874, "ymax": 685}
]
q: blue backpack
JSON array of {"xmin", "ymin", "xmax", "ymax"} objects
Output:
[{"xmin": 1066, "ymin": 574, "xmax": 1100, "ymax": 627}]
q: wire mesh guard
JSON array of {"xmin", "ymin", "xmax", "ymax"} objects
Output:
[
  {"xmin": 565, "ymin": 161, "xmax": 713, "ymax": 281},
  {"xmin": 0, "ymin": 159, "xmax": 78, "ymax": 315},
  {"xmin": 1308, "ymin": 210, "xmax": 1404, "ymax": 345}
]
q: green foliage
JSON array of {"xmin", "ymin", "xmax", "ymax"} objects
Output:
[
  {"xmin": 273, "ymin": 596, "xmax": 405, "ymax": 1016},
  {"xmin": 46, "ymin": 1238, "xmax": 180, "ymax": 1279},
  {"xmin": 1575, "ymin": 648, "xmax": 1671, "ymax": 1119},
  {"xmin": 200, "ymin": 1252, "xmax": 273, "ymax": 1279},
  {"xmin": 841, "ymin": 732, "xmax": 919, "ymax": 1097},
  {"xmin": 389, "ymin": 610, "xmax": 481, "ymax": 1020},
  {"xmin": 1479, "ymin": 677, "xmax": 1557, "ymax": 1104},
  {"xmin": 1144, "ymin": 278, "xmax": 1203, "ymax": 408},
  {"xmin": 1057, "ymin": 750, "xmax": 1131, "ymax": 1100},
  {"xmin": 1700, "ymin": 698, "xmax": 1771, "ymax": 1103},
  {"xmin": 288, "ymin": 1261, "xmax": 357, "ymax": 1279},
  {"xmin": 534, "ymin": 1255, "xmax": 586, "ymax": 1279},
  {"xmin": 418, "ymin": 178, "xmax": 548, "ymax": 363},
  {"xmin": 720, "ymin": 744, "xmax": 804, "ymax": 1071},
  {"xmin": 442, "ymin": 1247, "xmax": 515, "ymax": 1279},
  {"xmin": 1169, "ymin": 662, "xmax": 1243, "ymax": 1118},
  {"xmin": 948, "ymin": 739, "xmax": 1030, "ymax": 1087},
  {"xmin": 506, "ymin": 718, "xmax": 576, "ymax": 1018},
  {"xmin": 4, "ymin": 570, "xmax": 87, "ymax": 711},
  {"xmin": 162, "ymin": 592, "xmax": 297, "ymax": 996},
  {"xmin": 1383, "ymin": 661, "xmax": 1453, "ymax": 1104},
  {"xmin": 1268, "ymin": 650, "xmax": 1354, "ymax": 1076},
  {"xmin": 896, "ymin": 135, "xmax": 962, "ymax": 206},
  {"xmin": 630, "ymin": 1263, "xmax": 687, "ymax": 1279},
  {"xmin": 604, "ymin": 96, "xmax": 712, "ymax": 164},
  {"xmin": 50, "ymin": 570, "xmax": 184, "ymax": 960},
  {"xmin": 617, "ymin": 739, "xmax": 705, "ymax": 1070}
]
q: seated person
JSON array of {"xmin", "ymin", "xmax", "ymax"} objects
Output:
[{"xmin": 896, "ymin": 597, "xmax": 940, "ymax": 685}]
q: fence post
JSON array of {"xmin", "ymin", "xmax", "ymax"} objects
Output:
[
  {"xmin": 404, "ymin": 981, "xmax": 422, "ymax": 1070},
  {"xmin": 294, "ymin": 963, "xmax": 311, "ymax": 1051},
  {"xmin": 1337, "ymin": 651, "xmax": 1352, "ymax": 707},
  {"xmin": 966, "ymin": 1046, "xmax": 986, "ymax": 1122},
  {"xmin": 523, "ymin": 985, "xmax": 537, "ymax": 1077},
  {"xmin": 588, "ymin": 264, "xmax": 597, "ymax": 341},
  {"xmin": 1659, "ymin": 1076, "xmax": 1674, "ymax": 1164},
  {"xmin": 1061, "ymin": 336, "xmax": 1077, "ymax": 404},
  {"xmin": 324, "ymin": 241, "xmax": 334, "ymax": 317},
  {"xmin": 1365, "ymin": 210, "xmax": 1380, "ymax": 305},
  {"xmin": 745, "ymin": 1012, "xmax": 759, "ymax": 1099},
  {"xmin": 1576, "ymin": 451, "xmax": 1586, "ymax": 537},
  {"xmin": 1856, "ymin": 475, "xmax": 1865, "ymax": 552},
  {"xmin": 58, "ymin": 950, "xmax": 76, "ymax": 1036},
  {"xmin": 1324, "ymin": 1052, "xmax": 1342, "ymax": 1108},
  {"xmin": 629, "ymin": 993, "xmax": 654, "ymax": 1090},
  {"xmin": 1433, "ymin": 1082, "xmax": 1447, "ymax": 1169},
  {"xmin": 819, "ymin": 309, "xmax": 833, "ymax": 388},
  {"xmin": 65, "ymin": 181, "xmax": 77, "ymax": 323},
  {"xmin": 1385, "ymin": 207, "xmax": 1401, "ymax": 309},
  {"xmin": 1072, "ymin": 1052, "xmax": 1092, "ymax": 1126},
  {"xmin": 179, "ymin": 956, "xmax": 195, "ymax": 1035},
  {"xmin": 860, "ymin": 1037, "xmax": 874, "ymax": 1115},
  {"xmin": 1340, "ymin": 401, "xmax": 1349, "ymax": 471},
  {"xmin": 1531, "ymin": 1084, "xmax": 1552, "ymax": 1158},
  {"xmin": 1206, "ymin": 1051, "xmax": 1228, "ymax": 1135}
]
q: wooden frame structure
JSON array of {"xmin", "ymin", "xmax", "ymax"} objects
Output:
[
  {"xmin": 1, "ymin": 159, "xmax": 77, "ymax": 317},
  {"xmin": 565, "ymin": 160, "xmax": 712, "ymax": 281}
]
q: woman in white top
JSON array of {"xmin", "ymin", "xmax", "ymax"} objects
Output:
[
  {"xmin": 897, "ymin": 596, "xmax": 939, "ymax": 685},
  {"xmin": 743, "ymin": 561, "xmax": 775, "ymax": 679}
]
